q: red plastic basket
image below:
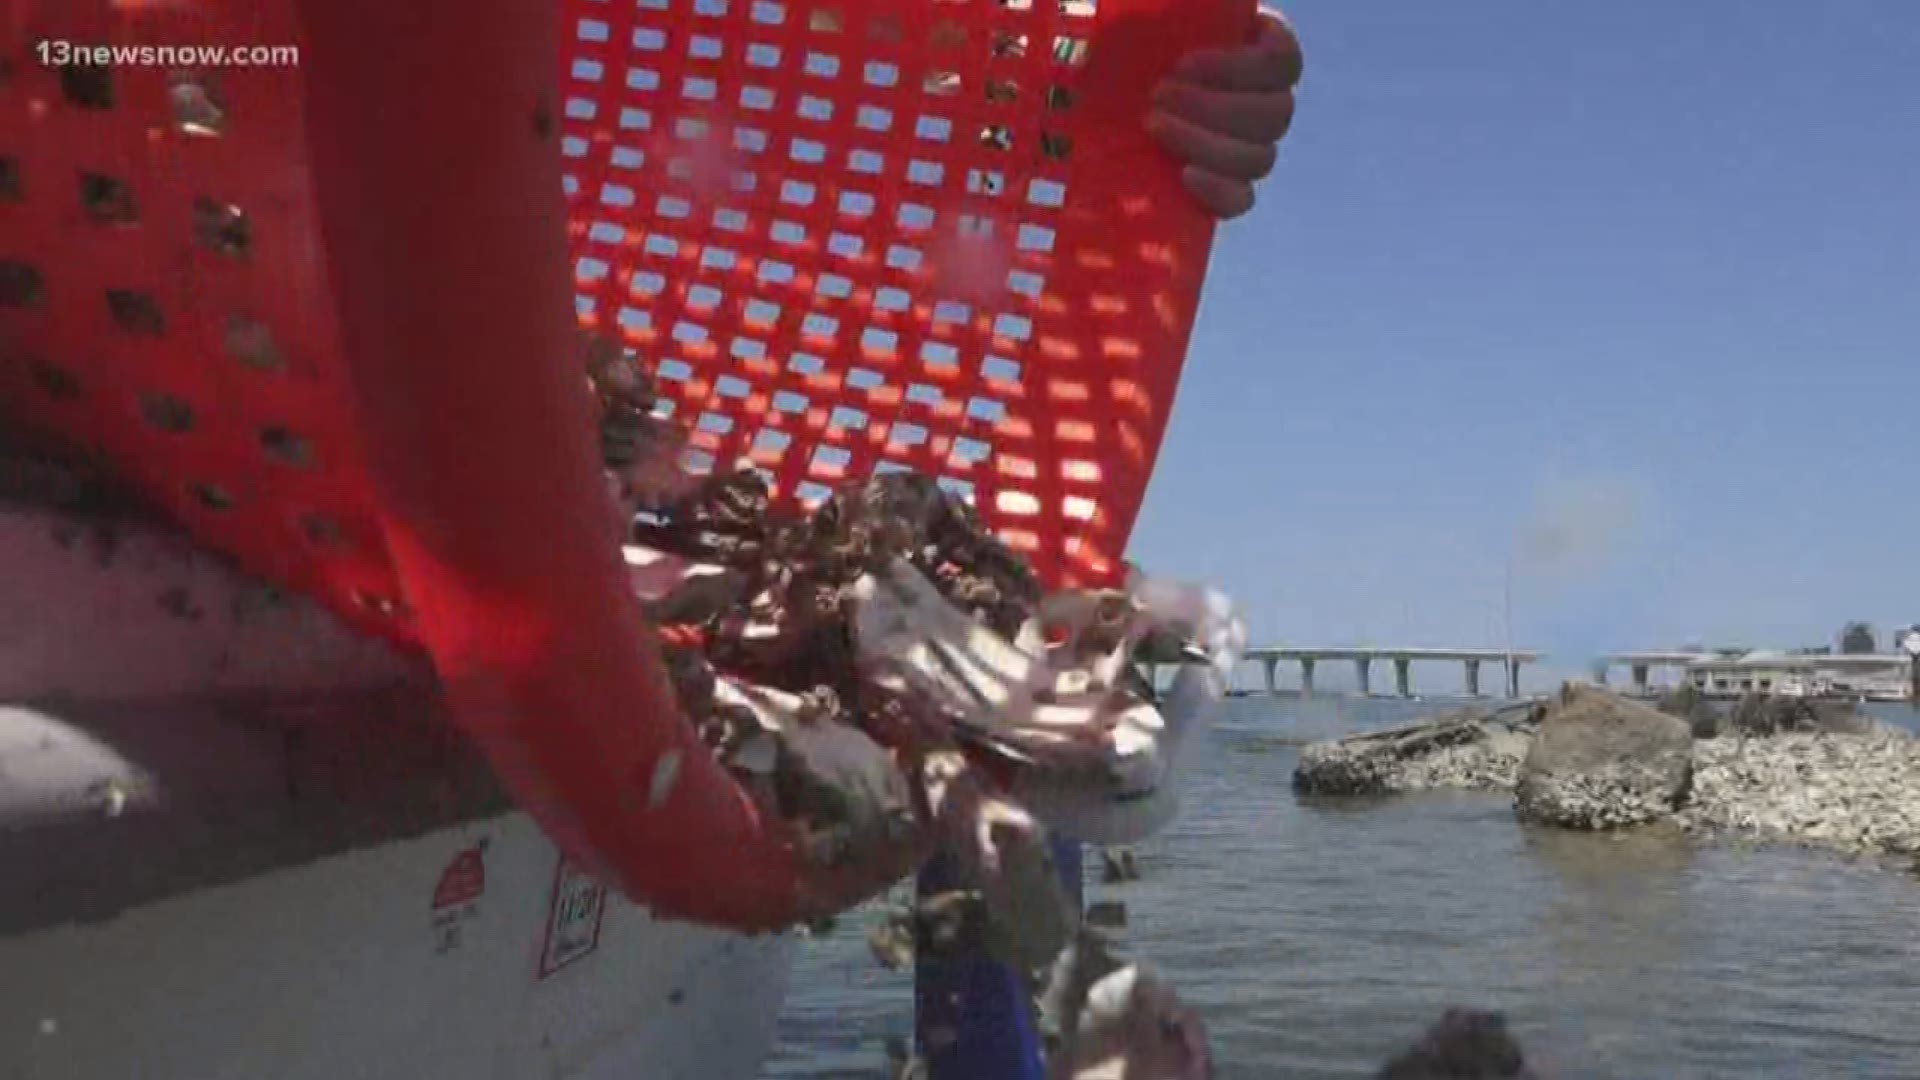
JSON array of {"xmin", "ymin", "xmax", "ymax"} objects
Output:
[
  {"xmin": 558, "ymin": 0, "xmax": 1242, "ymax": 587},
  {"xmin": 0, "ymin": 0, "xmax": 1247, "ymax": 929}
]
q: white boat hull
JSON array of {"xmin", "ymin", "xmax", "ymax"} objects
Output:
[
  {"xmin": 2, "ymin": 811, "xmax": 794, "ymax": 1080},
  {"xmin": 1, "ymin": 497, "xmax": 794, "ymax": 1079}
]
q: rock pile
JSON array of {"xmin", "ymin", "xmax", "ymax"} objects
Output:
[
  {"xmin": 1513, "ymin": 686, "xmax": 1694, "ymax": 830},
  {"xmin": 1718, "ymin": 692, "xmax": 1881, "ymax": 738},
  {"xmin": 1677, "ymin": 730, "xmax": 1920, "ymax": 856},
  {"xmin": 1294, "ymin": 686, "xmax": 1920, "ymax": 869},
  {"xmin": 1374, "ymin": 1009, "xmax": 1537, "ymax": 1080},
  {"xmin": 1292, "ymin": 704, "xmax": 1538, "ymax": 797}
]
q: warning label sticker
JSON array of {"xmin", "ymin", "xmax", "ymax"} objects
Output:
[
  {"xmin": 539, "ymin": 853, "xmax": 608, "ymax": 978},
  {"xmin": 430, "ymin": 842, "xmax": 487, "ymax": 955}
]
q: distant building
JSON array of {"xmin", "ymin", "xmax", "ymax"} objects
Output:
[
  {"xmin": 1896, "ymin": 626, "xmax": 1920, "ymax": 655},
  {"xmin": 1685, "ymin": 650, "xmax": 1910, "ymax": 700}
]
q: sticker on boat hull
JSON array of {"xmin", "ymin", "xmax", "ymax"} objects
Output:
[
  {"xmin": 430, "ymin": 840, "xmax": 487, "ymax": 955},
  {"xmin": 539, "ymin": 853, "xmax": 608, "ymax": 978}
]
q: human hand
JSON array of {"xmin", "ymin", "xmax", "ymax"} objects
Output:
[{"xmin": 1147, "ymin": 6, "xmax": 1304, "ymax": 219}]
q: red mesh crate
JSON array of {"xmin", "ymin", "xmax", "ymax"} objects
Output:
[
  {"xmin": 558, "ymin": 0, "xmax": 1246, "ymax": 586},
  {"xmin": 0, "ymin": 0, "xmax": 1247, "ymax": 927}
]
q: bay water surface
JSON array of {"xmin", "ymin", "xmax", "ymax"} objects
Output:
[{"xmin": 768, "ymin": 695, "xmax": 1920, "ymax": 1078}]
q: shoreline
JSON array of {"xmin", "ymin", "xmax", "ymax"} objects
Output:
[{"xmin": 1294, "ymin": 698, "xmax": 1920, "ymax": 872}]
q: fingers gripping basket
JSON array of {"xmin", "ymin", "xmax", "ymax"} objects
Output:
[{"xmin": 0, "ymin": 0, "xmax": 1248, "ymax": 930}]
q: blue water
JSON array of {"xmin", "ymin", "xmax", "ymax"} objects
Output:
[{"xmin": 769, "ymin": 697, "xmax": 1920, "ymax": 1078}]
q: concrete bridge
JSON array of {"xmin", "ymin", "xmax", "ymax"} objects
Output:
[
  {"xmin": 1241, "ymin": 647, "xmax": 1544, "ymax": 699},
  {"xmin": 1593, "ymin": 652, "xmax": 1711, "ymax": 694}
]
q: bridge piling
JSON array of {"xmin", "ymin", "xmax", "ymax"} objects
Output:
[{"xmin": 1464, "ymin": 659, "xmax": 1481, "ymax": 697}]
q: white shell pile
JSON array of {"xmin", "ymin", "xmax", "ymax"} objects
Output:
[
  {"xmin": 855, "ymin": 558, "xmax": 1242, "ymax": 1080},
  {"xmin": 1678, "ymin": 730, "xmax": 1920, "ymax": 856}
]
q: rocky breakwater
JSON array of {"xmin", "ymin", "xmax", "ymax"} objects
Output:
[
  {"xmin": 1678, "ymin": 728, "xmax": 1920, "ymax": 857},
  {"xmin": 1513, "ymin": 685, "xmax": 1694, "ymax": 829},
  {"xmin": 1293, "ymin": 703, "xmax": 1541, "ymax": 797},
  {"xmin": 1295, "ymin": 685, "xmax": 1920, "ymax": 870}
]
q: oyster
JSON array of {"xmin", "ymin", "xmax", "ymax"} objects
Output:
[{"xmin": 583, "ymin": 338, "xmax": 1239, "ymax": 1076}]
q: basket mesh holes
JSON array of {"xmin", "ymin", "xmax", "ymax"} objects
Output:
[
  {"xmin": 950, "ymin": 437, "xmax": 990, "ymax": 466},
  {"xmin": 30, "ymin": 362, "xmax": 82, "ymax": 401},
  {"xmin": 913, "ymin": 115, "xmax": 950, "ymax": 143},
  {"xmin": 301, "ymin": 515, "xmax": 344, "ymax": 549},
  {"xmin": 937, "ymin": 476, "xmax": 975, "ymax": 504},
  {"xmin": 260, "ymin": 425, "xmax": 316, "ymax": 468},
  {"xmin": 188, "ymin": 481, "xmax": 237, "ymax": 512},
  {"xmin": 981, "ymin": 355, "xmax": 1021, "ymax": 384},
  {"xmin": 920, "ymin": 342, "xmax": 958, "ymax": 372},
  {"xmin": 60, "ymin": 66, "xmax": 113, "ymax": 110},
  {"xmin": 558, "ymin": 0, "xmax": 1203, "ymax": 583},
  {"xmin": 0, "ymin": 262, "xmax": 44, "ymax": 309},
  {"xmin": 752, "ymin": 427, "xmax": 793, "ymax": 456},
  {"xmin": 168, "ymin": 76, "xmax": 226, "ymax": 137},
  {"xmin": 967, "ymin": 397, "xmax": 1006, "ymax": 424},
  {"xmin": 225, "ymin": 316, "xmax": 285, "ymax": 372},
  {"xmin": 858, "ymin": 327, "xmax": 897, "ymax": 359},
  {"xmin": 742, "ymin": 297, "xmax": 780, "ymax": 326},
  {"xmin": 106, "ymin": 290, "xmax": 164, "ymax": 336},
  {"xmin": 811, "ymin": 444, "xmax": 851, "ymax": 472},
  {"xmin": 139, "ymin": 393, "xmax": 195, "ymax": 434},
  {"xmin": 78, "ymin": 172, "xmax": 136, "ymax": 224},
  {"xmin": 192, "ymin": 197, "xmax": 251, "ymax": 258},
  {"xmin": 616, "ymin": 305, "xmax": 651, "ymax": 334},
  {"xmin": 1007, "ymin": 270, "xmax": 1044, "ymax": 298}
]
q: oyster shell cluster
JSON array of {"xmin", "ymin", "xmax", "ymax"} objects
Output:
[{"xmin": 588, "ymin": 339, "xmax": 1242, "ymax": 1078}]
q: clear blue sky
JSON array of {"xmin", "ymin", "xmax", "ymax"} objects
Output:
[{"xmin": 1126, "ymin": 1, "xmax": 1919, "ymax": 687}]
